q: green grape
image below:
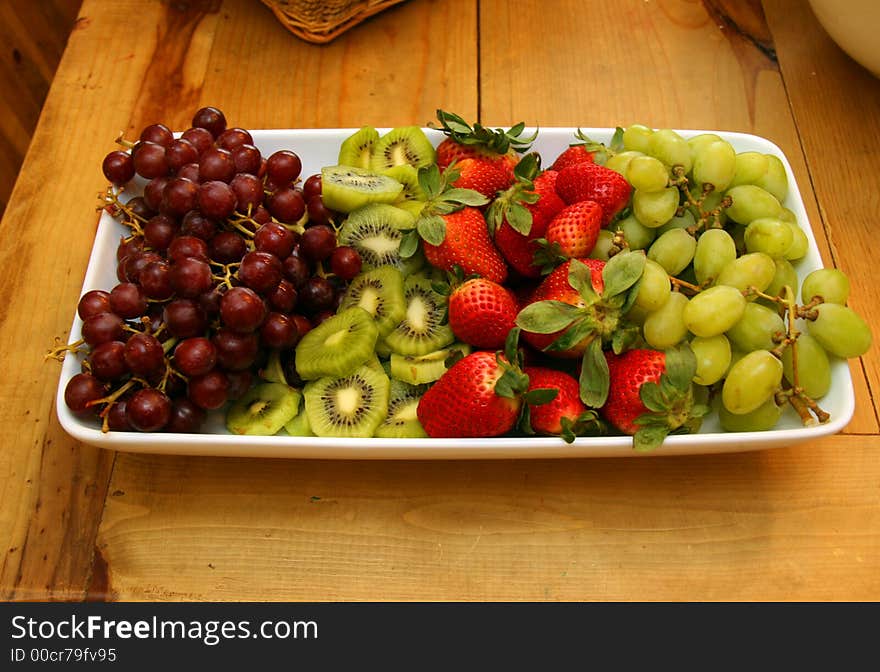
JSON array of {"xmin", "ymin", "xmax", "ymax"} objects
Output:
[
  {"xmin": 806, "ymin": 303, "xmax": 872, "ymax": 358},
  {"xmin": 622, "ymin": 124, "xmax": 654, "ymax": 153},
  {"xmin": 800, "ymin": 268, "xmax": 850, "ymax": 305},
  {"xmin": 725, "ymin": 302, "xmax": 786, "ymax": 352},
  {"xmin": 686, "ymin": 133, "xmax": 724, "ymax": 157},
  {"xmin": 633, "ymin": 258, "xmax": 672, "ymax": 312},
  {"xmin": 729, "ymin": 151, "xmax": 769, "ymax": 188},
  {"xmin": 633, "ymin": 187, "xmax": 680, "ymax": 228},
  {"xmin": 724, "ymin": 184, "xmax": 783, "ymax": 224},
  {"xmin": 782, "ymin": 220, "xmax": 808, "ymax": 260},
  {"xmin": 648, "ymin": 129, "xmax": 693, "ymax": 173},
  {"xmin": 753, "ymin": 154, "xmax": 788, "ymax": 202},
  {"xmin": 683, "ymin": 285, "xmax": 747, "ymax": 337},
  {"xmin": 692, "ymin": 140, "xmax": 737, "ymax": 192},
  {"xmin": 616, "ymin": 214, "xmax": 656, "ymax": 250},
  {"xmin": 656, "ymin": 209, "xmax": 695, "ymax": 235},
  {"xmin": 626, "ymin": 155, "xmax": 669, "ymax": 192},
  {"xmin": 744, "ymin": 217, "xmax": 794, "ymax": 259},
  {"xmin": 781, "ymin": 333, "xmax": 831, "ymax": 400},
  {"xmin": 777, "ymin": 207, "xmax": 797, "ymax": 223},
  {"xmin": 693, "ymin": 228, "xmax": 736, "ymax": 286},
  {"xmin": 714, "ymin": 252, "xmax": 776, "ymax": 296},
  {"xmin": 719, "ymin": 396, "xmax": 783, "ymax": 432},
  {"xmin": 626, "ymin": 303, "xmax": 650, "ymax": 326},
  {"xmin": 643, "ymin": 291, "xmax": 689, "ymax": 349},
  {"xmin": 605, "ymin": 150, "xmax": 644, "ymax": 176},
  {"xmin": 761, "ymin": 258, "xmax": 798, "ymax": 301},
  {"xmin": 588, "ymin": 229, "xmax": 615, "ymax": 261},
  {"xmin": 647, "ymin": 228, "xmax": 696, "ymax": 276},
  {"xmin": 691, "ymin": 334, "xmax": 732, "ymax": 386},
  {"xmin": 721, "ymin": 350, "xmax": 783, "ymax": 415},
  {"xmin": 726, "ymin": 348, "xmax": 747, "ymax": 375}
]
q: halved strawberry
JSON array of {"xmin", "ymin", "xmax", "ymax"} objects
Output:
[{"xmin": 603, "ymin": 345, "xmax": 708, "ymax": 451}]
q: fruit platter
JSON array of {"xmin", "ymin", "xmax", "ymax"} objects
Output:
[{"xmin": 50, "ymin": 108, "xmax": 869, "ymax": 458}]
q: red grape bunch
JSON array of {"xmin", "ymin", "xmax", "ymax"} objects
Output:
[{"xmin": 54, "ymin": 106, "xmax": 362, "ymax": 433}]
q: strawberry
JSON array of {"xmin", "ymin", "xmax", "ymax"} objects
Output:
[
  {"xmin": 448, "ymin": 277, "xmax": 518, "ymax": 349},
  {"xmin": 555, "ymin": 161, "xmax": 632, "ymax": 226},
  {"xmin": 433, "ymin": 109, "xmax": 536, "ymax": 182},
  {"xmin": 603, "ymin": 346, "xmax": 708, "ymax": 451},
  {"xmin": 516, "ymin": 252, "xmax": 647, "ymax": 408},
  {"xmin": 491, "ymin": 166, "xmax": 566, "ymax": 278},
  {"xmin": 550, "ymin": 144, "xmax": 595, "ymax": 172},
  {"xmin": 421, "ymin": 207, "xmax": 508, "ymax": 283},
  {"xmin": 542, "ymin": 200, "xmax": 603, "ymax": 259},
  {"xmin": 416, "ymin": 331, "xmax": 531, "ymax": 438},
  {"xmin": 451, "ymin": 157, "xmax": 512, "ymax": 200},
  {"xmin": 523, "ymin": 366, "xmax": 598, "ymax": 442}
]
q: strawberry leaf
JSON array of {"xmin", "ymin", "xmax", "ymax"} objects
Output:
[
  {"xmin": 507, "ymin": 202, "xmax": 533, "ymax": 235},
  {"xmin": 443, "ymin": 188, "xmax": 490, "ymax": 207},
  {"xmin": 515, "ymin": 300, "xmax": 582, "ymax": 334},
  {"xmin": 513, "ymin": 152, "xmax": 541, "ymax": 182},
  {"xmin": 633, "ymin": 424, "xmax": 670, "ymax": 452},
  {"xmin": 567, "ymin": 259, "xmax": 600, "ymax": 304},
  {"xmin": 417, "ymin": 214, "xmax": 446, "ymax": 246},
  {"xmin": 399, "ymin": 229, "xmax": 421, "ymax": 258},
  {"xmin": 639, "ymin": 381, "xmax": 668, "ymax": 413},
  {"xmin": 418, "ymin": 164, "xmax": 441, "ymax": 200},
  {"xmin": 610, "ymin": 127, "xmax": 625, "ymax": 153},
  {"xmin": 523, "ymin": 388, "xmax": 558, "ymax": 406},
  {"xmin": 663, "ymin": 343, "xmax": 697, "ymax": 392},
  {"xmin": 579, "ymin": 338, "xmax": 609, "ymax": 408},
  {"xmin": 601, "ymin": 250, "xmax": 646, "ymax": 300}
]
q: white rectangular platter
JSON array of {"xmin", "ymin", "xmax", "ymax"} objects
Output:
[{"xmin": 55, "ymin": 127, "xmax": 855, "ymax": 459}]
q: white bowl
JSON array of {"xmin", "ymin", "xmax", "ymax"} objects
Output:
[
  {"xmin": 808, "ymin": 0, "xmax": 880, "ymax": 77},
  {"xmin": 55, "ymin": 128, "xmax": 855, "ymax": 459}
]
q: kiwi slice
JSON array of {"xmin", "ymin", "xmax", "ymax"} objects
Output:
[
  {"xmin": 339, "ymin": 265, "xmax": 407, "ymax": 340},
  {"xmin": 374, "ymin": 380, "xmax": 428, "ymax": 438},
  {"xmin": 389, "ymin": 343, "xmax": 471, "ymax": 385},
  {"xmin": 283, "ymin": 408, "xmax": 315, "ymax": 437},
  {"xmin": 384, "ymin": 276, "xmax": 454, "ymax": 356},
  {"xmin": 338, "ymin": 126, "xmax": 380, "ymax": 169},
  {"xmin": 295, "ymin": 307, "xmax": 378, "ymax": 380},
  {"xmin": 381, "ymin": 164, "xmax": 427, "ymax": 202},
  {"xmin": 304, "ymin": 364, "xmax": 390, "ymax": 438},
  {"xmin": 370, "ymin": 126, "xmax": 436, "ymax": 171},
  {"xmin": 321, "ymin": 165, "xmax": 404, "ymax": 213},
  {"xmin": 338, "ymin": 203, "xmax": 424, "ymax": 275},
  {"xmin": 259, "ymin": 348, "xmax": 288, "ymax": 384},
  {"xmin": 226, "ymin": 382, "xmax": 301, "ymax": 436}
]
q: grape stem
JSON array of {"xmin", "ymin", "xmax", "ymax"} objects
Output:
[
  {"xmin": 45, "ymin": 337, "xmax": 85, "ymax": 362},
  {"xmin": 100, "ymin": 186, "xmax": 148, "ymax": 235},
  {"xmin": 669, "ymin": 166, "xmax": 731, "ymax": 235}
]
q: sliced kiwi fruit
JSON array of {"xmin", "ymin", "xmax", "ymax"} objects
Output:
[
  {"xmin": 338, "ymin": 126, "xmax": 380, "ymax": 169},
  {"xmin": 294, "ymin": 306, "xmax": 378, "ymax": 380},
  {"xmin": 389, "ymin": 342, "xmax": 471, "ymax": 385},
  {"xmin": 338, "ymin": 265, "xmax": 406, "ymax": 340},
  {"xmin": 384, "ymin": 276, "xmax": 454, "ymax": 356},
  {"xmin": 259, "ymin": 348, "xmax": 288, "ymax": 384},
  {"xmin": 304, "ymin": 364, "xmax": 390, "ymax": 438},
  {"xmin": 283, "ymin": 408, "xmax": 315, "ymax": 437},
  {"xmin": 381, "ymin": 164, "xmax": 427, "ymax": 202},
  {"xmin": 374, "ymin": 380, "xmax": 428, "ymax": 438},
  {"xmin": 226, "ymin": 383, "xmax": 301, "ymax": 436},
  {"xmin": 370, "ymin": 126, "xmax": 436, "ymax": 171},
  {"xmin": 321, "ymin": 165, "xmax": 403, "ymax": 213},
  {"xmin": 338, "ymin": 203, "xmax": 424, "ymax": 275}
]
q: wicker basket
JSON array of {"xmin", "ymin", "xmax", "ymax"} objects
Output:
[{"xmin": 262, "ymin": 0, "xmax": 409, "ymax": 44}]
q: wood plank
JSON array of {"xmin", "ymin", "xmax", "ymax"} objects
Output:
[
  {"xmin": 0, "ymin": 0, "xmax": 223, "ymax": 600},
  {"xmin": 95, "ymin": 434, "xmax": 880, "ymax": 601},
  {"xmin": 762, "ymin": 0, "xmax": 880, "ymax": 424},
  {"xmin": 478, "ymin": 0, "xmax": 877, "ymax": 434}
]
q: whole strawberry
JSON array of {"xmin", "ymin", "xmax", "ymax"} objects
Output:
[
  {"xmin": 451, "ymin": 157, "xmax": 512, "ymax": 200},
  {"xmin": 433, "ymin": 109, "xmax": 535, "ymax": 182},
  {"xmin": 523, "ymin": 366, "xmax": 597, "ymax": 442},
  {"xmin": 417, "ymin": 330, "xmax": 531, "ymax": 438},
  {"xmin": 448, "ymin": 277, "xmax": 518, "ymax": 349},
  {"xmin": 543, "ymin": 199, "xmax": 604, "ymax": 259},
  {"xmin": 492, "ymin": 166, "xmax": 566, "ymax": 278},
  {"xmin": 603, "ymin": 346, "xmax": 707, "ymax": 451},
  {"xmin": 555, "ymin": 161, "xmax": 632, "ymax": 226},
  {"xmin": 421, "ymin": 207, "xmax": 508, "ymax": 283}
]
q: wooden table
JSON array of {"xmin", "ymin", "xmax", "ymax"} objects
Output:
[{"xmin": 2, "ymin": 0, "xmax": 878, "ymax": 602}]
